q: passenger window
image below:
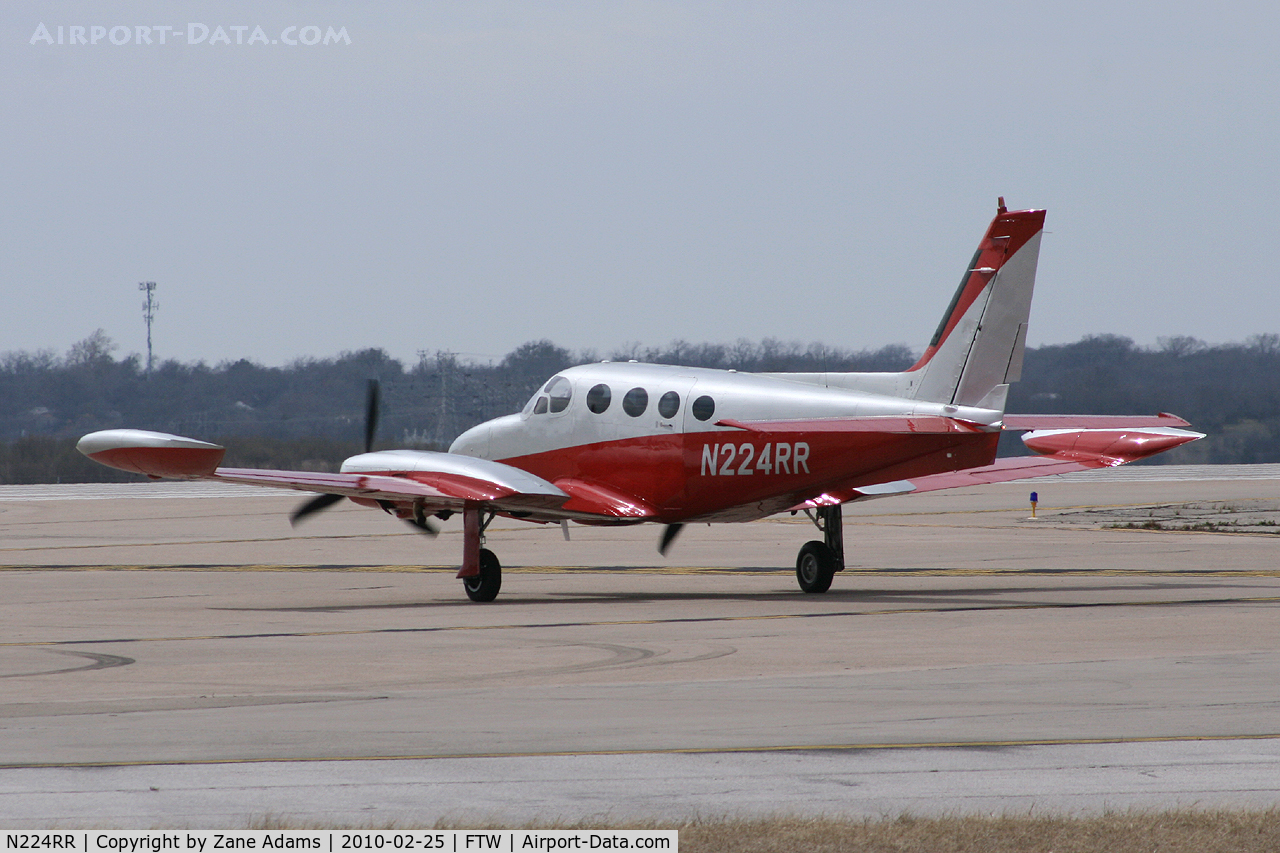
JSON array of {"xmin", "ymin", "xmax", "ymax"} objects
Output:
[
  {"xmin": 623, "ymin": 387, "xmax": 648, "ymax": 417},
  {"xmin": 691, "ymin": 395, "xmax": 715, "ymax": 421},
  {"xmin": 587, "ymin": 384, "xmax": 611, "ymax": 414},
  {"xmin": 545, "ymin": 375, "xmax": 573, "ymax": 414},
  {"xmin": 658, "ymin": 391, "xmax": 680, "ymax": 420},
  {"xmin": 533, "ymin": 396, "xmax": 549, "ymax": 415}
]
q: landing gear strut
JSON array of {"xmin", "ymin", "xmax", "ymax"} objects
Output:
[
  {"xmin": 458, "ymin": 503, "xmax": 501, "ymax": 602},
  {"xmin": 796, "ymin": 504, "xmax": 845, "ymax": 594}
]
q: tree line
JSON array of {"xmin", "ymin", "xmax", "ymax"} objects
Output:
[{"xmin": 2, "ymin": 330, "xmax": 1276, "ymax": 483}]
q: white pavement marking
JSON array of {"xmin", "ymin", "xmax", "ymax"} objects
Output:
[{"xmin": 4, "ymin": 740, "xmax": 1280, "ymax": 828}]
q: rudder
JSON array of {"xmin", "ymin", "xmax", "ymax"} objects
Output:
[{"xmin": 909, "ymin": 201, "xmax": 1046, "ymax": 407}]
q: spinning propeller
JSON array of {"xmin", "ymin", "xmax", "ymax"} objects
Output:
[
  {"xmin": 289, "ymin": 380, "xmax": 437, "ymax": 536},
  {"xmin": 657, "ymin": 523, "xmax": 684, "ymax": 556},
  {"xmin": 289, "ymin": 491, "xmax": 344, "ymax": 524}
]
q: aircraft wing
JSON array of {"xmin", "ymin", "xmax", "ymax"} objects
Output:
[
  {"xmin": 76, "ymin": 429, "xmax": 570, "ymax": 515},
  {"xmin": 210, "ymin": 466, "xmax": 569, "ymax": 513},
  {"xmin": 77, "ymin": 430, "xmax": 668, "ymax": 522}
]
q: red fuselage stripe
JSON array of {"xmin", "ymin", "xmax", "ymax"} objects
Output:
[{"xmin": 498, "ymin": 429, "xmax": 999, "ymax": 522}]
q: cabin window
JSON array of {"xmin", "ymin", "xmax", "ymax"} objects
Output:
[
  {"xmin": 533, "ymin": 396, "xmax": 549, "ymax": 415},
  {"xmin": 658, "ymin": 391, "xmax": 680, "ymax": 419},
  {"xmin": 623, "ymin": 387, "xmax": 648, "ymax": 417},
  {"xmin": 587, "ymin": 384, "xmax": 611, "ymax": 414},
  {"xmin": 691, "ymin": 395, "xmax": 715, "ymax": 421},
  {"xmin": 545, "ymin": 375, "xmax": 573, "ymax": 413}
]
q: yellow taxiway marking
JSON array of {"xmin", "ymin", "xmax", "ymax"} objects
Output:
[{"xmin": 5, "ymin": 732, "xmax": 1280, "ymax": 770}]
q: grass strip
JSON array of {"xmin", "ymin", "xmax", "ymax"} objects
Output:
[{"xmin": 241, "ymin": 809, "xmax": 1280, "ymax": 853}]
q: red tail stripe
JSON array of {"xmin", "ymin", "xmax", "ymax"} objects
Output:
[{"xmin": 908, "ymin": 208, "xmax": 1045, "ymax": 372}]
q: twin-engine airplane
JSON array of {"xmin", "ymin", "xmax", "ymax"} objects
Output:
[{"xmin": 79, "ymin": 201, "xmax": 1202, "ymax": 601}]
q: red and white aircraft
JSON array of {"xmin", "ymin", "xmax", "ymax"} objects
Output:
[{"xmin": 79, "ymin": 201, "xmax": 1202, "ymax": 601}]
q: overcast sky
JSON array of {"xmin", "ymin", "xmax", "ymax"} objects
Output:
[{"xmin": 5, "ymin": 2, "xmax": 1278, "ymax": 367}]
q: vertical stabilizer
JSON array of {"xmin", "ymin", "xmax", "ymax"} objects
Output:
[{"xmin": 909, "ymin": 204, "xmax": 1045, "ymax": 407}]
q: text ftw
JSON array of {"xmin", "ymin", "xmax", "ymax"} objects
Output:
[{"xmin": 699, "ymin": 441, "xmax": 809, "ymax": 477}]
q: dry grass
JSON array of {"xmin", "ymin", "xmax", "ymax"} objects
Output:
[
  {"xmin": 668, "ymin": 811, "xmax": 1280, "ymax": 852},
  {"xmin": 246, "ymin": 809, "xmax": 1280, "ymax": 852}
]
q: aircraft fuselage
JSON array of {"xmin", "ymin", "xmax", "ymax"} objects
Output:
[{"xmin": 450, "ymin": 362, "xmax": 1001, "ymax": 523}]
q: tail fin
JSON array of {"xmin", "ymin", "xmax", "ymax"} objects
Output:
[{"xmin": 909, "ymin": 201, "xmax": 1046, "ymax": 407}]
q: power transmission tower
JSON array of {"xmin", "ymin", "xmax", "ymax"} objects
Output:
[
  {"xmin": 138, "ymin": 281, "xmax": 159, "ymax": 377},
  {"xmin": 425, "ymin": 350, "xmax": 457, "ymax": 447}
]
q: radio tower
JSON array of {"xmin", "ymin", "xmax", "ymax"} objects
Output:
[{"xmin": 139, "ymin": 281, "xmax": 158, "ymax": 377}]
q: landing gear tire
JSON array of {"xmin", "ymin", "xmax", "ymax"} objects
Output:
[
  {"xmin": 796, "ymin": 541, "xmax": 837, "ymax": 594},
  {"xmin": 463, "ymin": 548, "xmax": 502, "ymax": 602}
]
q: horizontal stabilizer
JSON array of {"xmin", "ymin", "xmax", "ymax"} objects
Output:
[
  {"xmin": 1021, "ymin": 427, "xmax": 1203, "ymax": 466},
  {"xmin": 886, "ymin": 456, "xmax": 1111, "ymax": 492},
  {"xmin": 790, "ymin": 423, "xmax": 1203, "ymax": 506},
  {"xmin": 908, "ymin": 426, "xmax": 1202, "ymax": 491},
  {"xmin": 1004, "ymin": 413, "xmax": 1192, "ymax": 430}
]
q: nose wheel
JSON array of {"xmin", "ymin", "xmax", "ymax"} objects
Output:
[
  {"xmin": 463, "ymin": 548, "xmax": 502, "ymax": 602},
  {"xmin": 796, "ymin": 504, "xmax": 845, "ymax": 594}
]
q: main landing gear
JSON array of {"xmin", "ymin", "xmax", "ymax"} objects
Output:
[
  {"xmin": 463, "ymin": 548, "xmax": 502, "ymax": 602},
  {"xmin": 796, "ymin": 504, "xmax": 845, "ymax": 594},
  {"xmin": 454, "ymin": 502, "xmax": 848, "ymax": 601},
  {"xmin": 459, "ymin": 504, "xmax": 502, "ymax": 602}
]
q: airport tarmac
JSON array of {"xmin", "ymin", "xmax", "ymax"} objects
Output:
[{"xmin": 1, "ymin": 468, "xmax": 1279, "ymax": 827}]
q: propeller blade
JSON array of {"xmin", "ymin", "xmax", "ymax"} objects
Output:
[
  {"xmin": 402, "ymin": 500, "xmax": 438, "ymax": 536},
  {"xmin": 657, "ymin": 523, "xmax": 684, "ymax": 556},
  {"xmin": 404, "ymin": 516, "xmax": 439, "ymax": 537},
  {"xmin": 290, "ymin": 492, "xmax": 344, "ymax": 526},
  {"xmin": 364, "ymin": 379, "xmax": 381, "ymax": 453},
  {"xmin": 290, "ymin": 382, "xmax": 378, "ymax": 529}
]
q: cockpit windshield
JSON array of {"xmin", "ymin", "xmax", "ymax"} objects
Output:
[
  {"xmin": 545, "ymin": 376, "xmax": 572, "ymax": 413},
  {"xmin": 524, "ymin": 375, "xmax": 573, "ymax": 417}
]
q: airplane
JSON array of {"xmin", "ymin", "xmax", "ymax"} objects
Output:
[{"xmin": 77, "ymin": 200, "xmax": 1203, "ymax": 602}]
